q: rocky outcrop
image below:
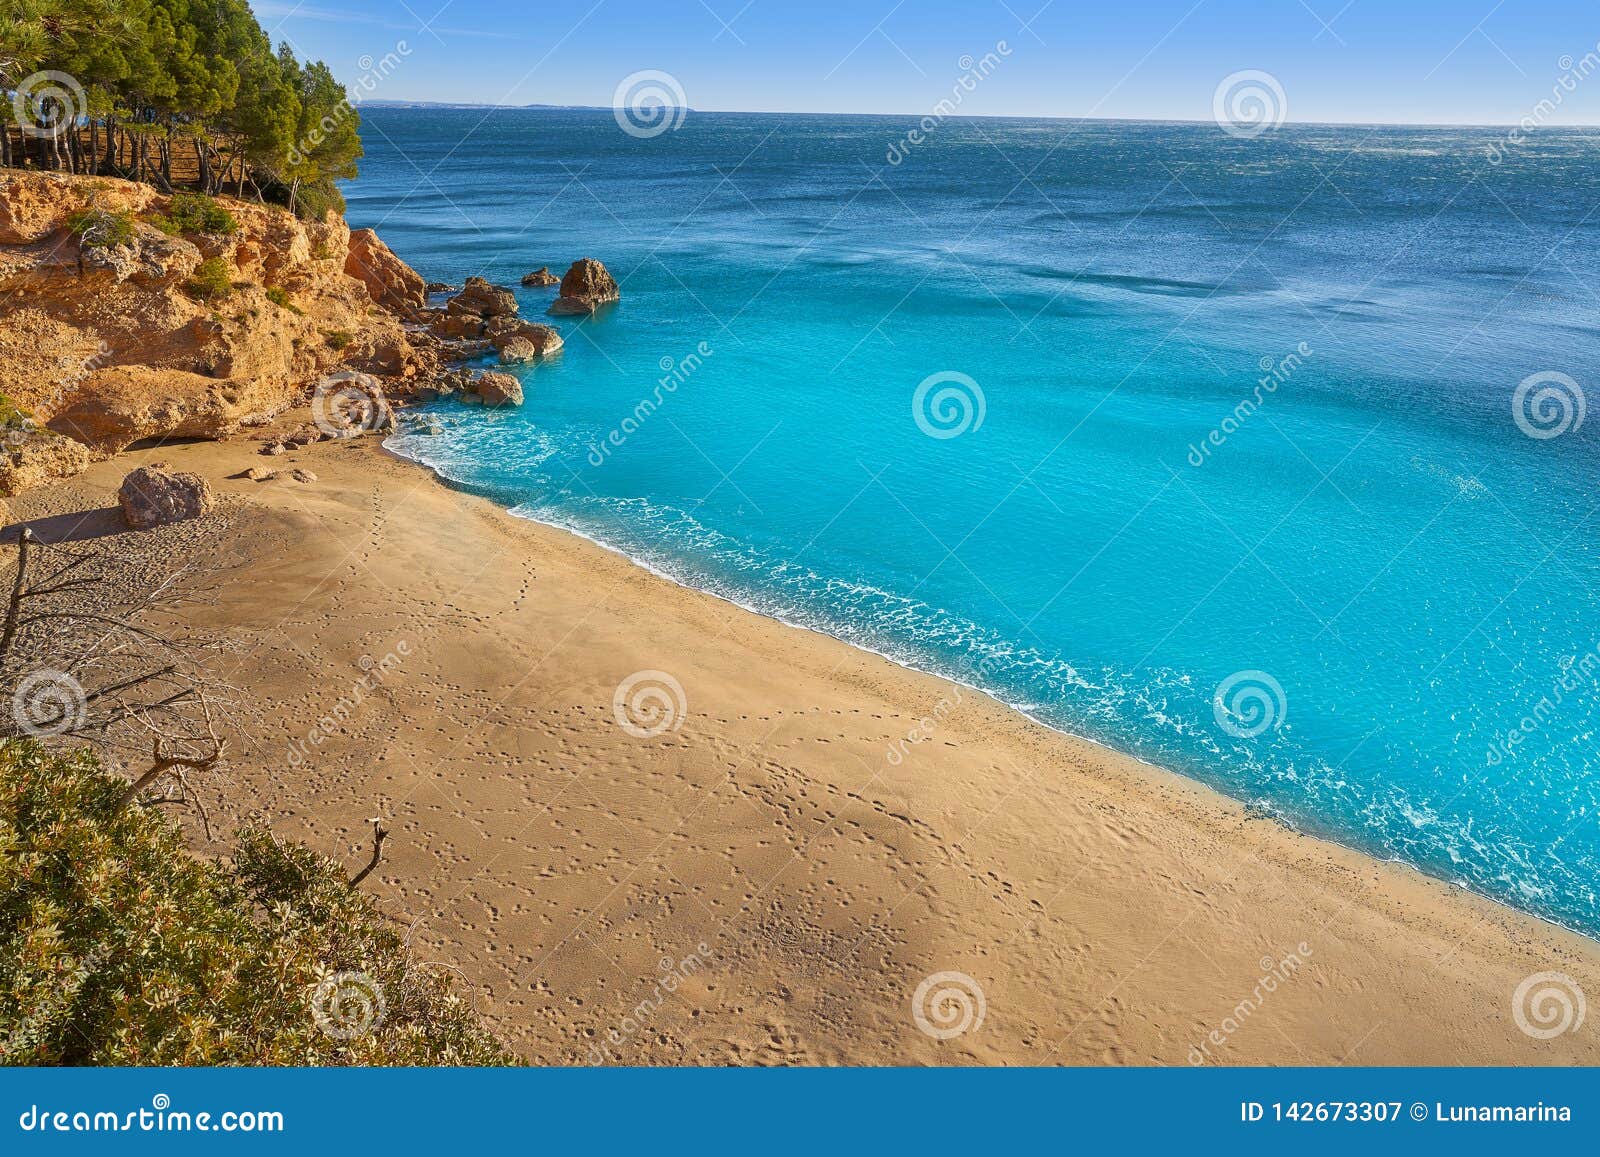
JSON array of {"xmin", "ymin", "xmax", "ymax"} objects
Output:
[
  {"xmin": 447, "ymin": 277, "xmax": 517, "ymax": 320},
  {"xmin": 420, "ymin": 288, "xmax": 563, "ymax": 366},
  {"xmin": 346, "ymin": 228, "xmax": 427, "ymax": 313},
  {"xmin": 521, "ymin": 267, "xmax": 559, "ymax": 287},
  {"xmin": 548, "ymin": 258, "xmax": 619, "ymax": 316},
  {"xmin": 117, "ymin": 464, "xmax": 215, "ymax": 529},
  {"xmin": 484, "ymin": 316, "xmax": 563, "ymax": 357},
  {"xmin": 471, "ymin": 371, "xmax": 523, "ymax": 408},
  {"xmin": 0, "ymin": 171, "xmax": 158, "ymax": 245},
  {"xmin": 0, "ymin": 171, "xmax": 436, "ymax": 479},
  {"xmin": 0, "ymin": 428, "xmax": 94, "ymax": 497}
]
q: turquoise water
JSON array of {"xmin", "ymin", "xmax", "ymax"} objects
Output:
[{"xmin": 351, "ymin": 109, "xmax": 1600, "ymax": 936}]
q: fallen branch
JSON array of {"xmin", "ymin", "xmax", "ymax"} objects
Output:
[{"xmin": 349, "ymin": 816, "xmax": 388, "ymax": 888}]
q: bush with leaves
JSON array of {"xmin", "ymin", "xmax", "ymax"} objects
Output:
[
  {"xmin": 0, "ymin": 740, "xmax": 513, "ymax": 1065},
  {"xmin": 155, "ymin": 192, "xmax": 238, "ymax": 236},
  {"xmin": 65, "ymin": 208, "xmax": 135, "ymax": 249},
  {"xmin": 184, "ymin": 257, "xmax": 234, "ymax": 302}
]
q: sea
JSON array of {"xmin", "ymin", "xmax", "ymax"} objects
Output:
[{"xmin": 349, "ymin": 107, "xmax": 1600, "ymax": 937}]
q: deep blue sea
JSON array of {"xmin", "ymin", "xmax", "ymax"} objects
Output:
[{"xmin": 350, "ymin": 108, "xmax": 1600, "ymax": 937}]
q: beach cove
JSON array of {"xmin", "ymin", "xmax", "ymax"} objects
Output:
[{"xmin": 10, "ymin": 430, "xmax": 1598, "ymax": 1065}]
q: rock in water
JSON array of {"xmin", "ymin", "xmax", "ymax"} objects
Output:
[
  {"xmin": 548, "ymin": 258, "xmax": 620, "ymax": 316},
  {"xmin": 118, "ymin": 464, "xmax": 215, "ymax": 529},
  {"xmin": 345, "ymin": 228, "xmax": 427, "ymax": 312},
  {"xmin": 448, "ymin": 276, "xmax": 518, "ymax": 319},
  {"xmin": 485, "ymin": 317, "xmax": 564, "ymax": 358},
  {"xmin": 473, "ymin": 371, "xmax": 524, "ymax": 408},
  {"xmin": 498, "ymin": 338, "xmax": 540, "ymax": 365},
  {"xmin": 521, "ymin": 267, "xmax": 559, "ymax": 287}
]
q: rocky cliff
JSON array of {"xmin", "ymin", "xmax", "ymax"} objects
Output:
[{"xmin": 0, "ymin": 172, "xmax": 437, "ymax": 493}]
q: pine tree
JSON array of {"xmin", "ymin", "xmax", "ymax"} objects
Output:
[{"xmin": 0, "ymin": 0, "xmax": 362, "ymax": 217}]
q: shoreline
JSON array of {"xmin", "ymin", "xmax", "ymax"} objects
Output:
[
  {"xmin": 383, "ymin": 434, "xmax": 1600, "ymax": 953},
  {"xmin": 18, "ymin": 425, "xmax": 1600, "ymax": 1064}
]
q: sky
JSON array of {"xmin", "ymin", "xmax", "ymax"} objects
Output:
[{"xmin": 252, "ymin": 0, "xmax": 1600, "ymax": 126}]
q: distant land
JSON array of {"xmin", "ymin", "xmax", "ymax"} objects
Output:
[{"xmin": 357, "ymin": 100, "xmax": 632, "ymax": 111}]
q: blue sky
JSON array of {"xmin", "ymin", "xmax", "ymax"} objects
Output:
[{"xmin": 254, "ymin": 0, "xmax": 1600, "ymax": 125}]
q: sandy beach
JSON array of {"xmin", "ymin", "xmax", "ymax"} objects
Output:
[{"xmin": 14, "ymin": 420, "xmax": 1599, "ymax": 1066}]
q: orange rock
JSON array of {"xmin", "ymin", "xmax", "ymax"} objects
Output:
[{"xmin": 346, "ymin": 227, "xmax": 427, "ymax": 312}]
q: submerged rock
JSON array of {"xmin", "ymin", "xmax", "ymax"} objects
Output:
[
  {"xmin": 548, "ymin": 258, "xmax": 619, "ymax": 316},
  {"xmin": 118, "ymin": 464, "xmax": 214, "ymax": 529}
]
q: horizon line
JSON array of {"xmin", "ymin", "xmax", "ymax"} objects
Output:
[{"xmin": 355, "ymin": 101, "xmax": 1600, "ymax": 132}]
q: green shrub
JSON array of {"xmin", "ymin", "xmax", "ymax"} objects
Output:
[
  {"xmin": 265, "ymin": 285, "xmax": 301, "ymax": 313},
  {"xmin": 323, "ymin": 329, "xmax": 353, "ymax": 350},
  {"xmin": 293, "ymin": 179, "xmax": 346, "ymax": 223},
  {"xmin": 65, "ymin": 208, "xmax": 136, "ymax": 249},
  {"xmin": 0, "ymin": 740, "xmax": 512, "ymax": 1065},
  {"xmin": 185, "ymin": 257, "xmax": 234, "ymax": 301},
  {"xmin": 156, "ymin": 192, "xmax": 239, "ymax": 236}
]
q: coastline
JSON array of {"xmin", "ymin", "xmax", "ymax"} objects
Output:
[
  {"xmin": 18, "ymin": 423, "xmax": 1600, "ymax": 1065},
  {"xmin": 384, "ymin": 432, "xmax": 1600, "ymax": 951}
]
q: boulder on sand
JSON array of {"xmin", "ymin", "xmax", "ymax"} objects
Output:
[
  {"xmin": 548, "ymin": 258, "xmax": 619, "ymax": 316},
  {"xmin": 521, "ymin": 267, "xmax": 559, "ymax": 287},
  {"xmin": 118, "ymin": 464, "xmax": 214, "ymax": 529}
]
